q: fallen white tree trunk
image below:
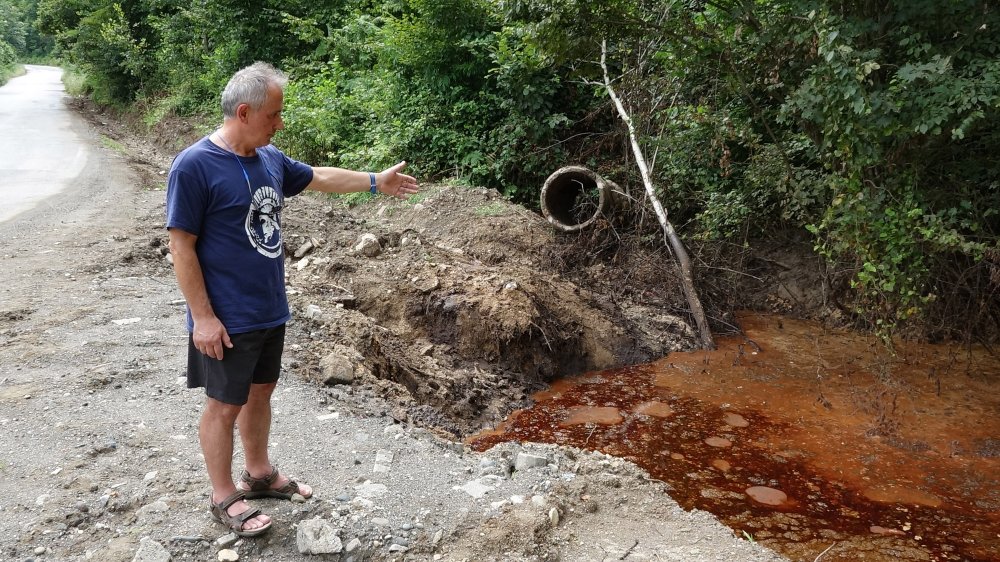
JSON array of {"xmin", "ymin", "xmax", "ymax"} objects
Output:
[{"xmin": 601, "ymin": 39, "xmax": 715, "ymax": 350}]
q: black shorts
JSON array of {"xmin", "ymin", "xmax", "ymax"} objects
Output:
[{"xmin": 187, "ymin": 324, "xmax": 286, "ymax": 405}]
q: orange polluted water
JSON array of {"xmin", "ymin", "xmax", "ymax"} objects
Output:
[{"xmin": 469, "ymin": 314, "xmax": 1000, "ymax": 562}]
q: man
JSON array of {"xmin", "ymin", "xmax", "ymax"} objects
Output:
[{"xmin": 166, "ymin": 61, "xmax": 418, "ymax": 536}]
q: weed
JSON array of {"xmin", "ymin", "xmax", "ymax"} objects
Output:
[
  {"xmin": 61, "ymin": 68, "xmax": 89, "ymax": 96},
  {"xmin": 100, "ymin": 135, "xmax": 127, "ymax": 154},
  {"xmin": 474, "ymin": 201, "xmax": 507, "ymax": 217}
]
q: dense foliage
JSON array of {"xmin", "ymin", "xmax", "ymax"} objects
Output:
[{"xmin": 8, "ymin": 0, "xmax": 1000, "ymax": 340}]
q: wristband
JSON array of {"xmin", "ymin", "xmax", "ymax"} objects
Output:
[{"xmin": 368, "ymin": 172, "xmax": 377, "ymax": 194}]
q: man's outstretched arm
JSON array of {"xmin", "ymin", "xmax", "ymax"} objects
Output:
[{"xmin": 307, "ymin": 161, "xmax": 419, "ymax": 199}]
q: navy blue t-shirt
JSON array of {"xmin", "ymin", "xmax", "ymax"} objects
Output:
[{"xmin": 166, "ymin": 137, "xmax": 314, "ymax": 334}]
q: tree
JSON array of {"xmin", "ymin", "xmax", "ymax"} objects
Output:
[{"xmin": 601, "ymin": 39, "xmax": 714, "ymax": 349}]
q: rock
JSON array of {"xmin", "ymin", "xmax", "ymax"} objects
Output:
[
  {"xmin": 514, "ymin": 452, "xmax": 548, "ymax": 471},
  {"xmin": 355, "ymin": 481, "xmax": 388, "ymax": 499},
  {"xmin": 870, "ymin": 525, "xmax": 906, "ymax": 536},
  {"xmin": 442, "ymin": 295, "xmax": 461, "ymax": 312},
  {"xmin": 412, "ymin": 274, "xmax": 439, "ymax": 293},
  {"xmin": 214, "ymin": 534, "xmax": 238, "ymax": 549},
  {"xmin": 90, "ymin": 439, "xmax": 117, "ymax": 456},
  {"xmin": 319, "ymin": 345, "xmax": 367, "ymax": 386},
  {"xmin": 373, "ymin": 449, "xmax": 394, "ymax": 473},
  {"xmin": 296, "ymin": 517, "xmax": 343, "ymax": 555},
  {"xmin": 548, "ymin": 507, "xmax": 560, "ymax": 526},
  {"xmin": 319, "ymin": 352, "xmax": 355, "ymax": 386},
  {"xmin": 293, "ymin": 239, "xmax": 314, "ymax": 258},
  {"xmin": 304, "ymin": 304, "xmax": 322, "ymax": 319},
  {"xmin": 132, "ymin": 537, "xmax": 171, "ymax": 562},
  {"xmin": 137, "ymin": 500, "xmax": 169, "ymax": 518},
  {"xmin": 354, "ymin": 233, "xmax": 381, "ymax": 257},
  {"xmin": 453, "ymin": 477, "xmax": 498, "ymax": 499},
  {"xmin": 344, "ymin": 538, "xmax": 361, "ymax": 553},
  {"xmin": 217, "ymin": 549, "xmax": 239, "ymax": 561}
]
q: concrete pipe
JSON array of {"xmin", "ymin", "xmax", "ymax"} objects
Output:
[{"xmin": 541, "ymin": 166, "xmax": 622, "ymax": 232}]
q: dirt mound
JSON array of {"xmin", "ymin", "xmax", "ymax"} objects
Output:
[{"xmin": 274, "ymin": 185, "xmax": 699, "ymax": 437}]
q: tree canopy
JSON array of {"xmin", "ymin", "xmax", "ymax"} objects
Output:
[{"xmin": 8, "ymin": 0, "xmax": 1000, "ymax": 341}]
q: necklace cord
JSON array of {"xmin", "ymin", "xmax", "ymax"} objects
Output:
[{"xmin": 216, "ymin": 132, "xmax": 253, "ymax": 197}]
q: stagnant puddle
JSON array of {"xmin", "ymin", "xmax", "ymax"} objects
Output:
[{"xmin": 469, "ymin": 314, "xmax": 1000, "ymax": 561}]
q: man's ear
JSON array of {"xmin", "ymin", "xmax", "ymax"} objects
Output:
[{"xmin": 237, "ymin": 103, "xmax": 249, "ymax": 122}]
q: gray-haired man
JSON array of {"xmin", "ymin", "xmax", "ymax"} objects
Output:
[{"xmin": 166, "ymin": 61, "xmax": 418, "ymax": 536}]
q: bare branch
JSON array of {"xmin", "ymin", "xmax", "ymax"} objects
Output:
[{"xmin": 601, "ymin": 39, "xmax": 715, "ymax": 350}]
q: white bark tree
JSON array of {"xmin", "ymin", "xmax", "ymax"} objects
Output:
[{"xmin": 600, "ymin": 39, "xmax": 715, "ymax": 350}]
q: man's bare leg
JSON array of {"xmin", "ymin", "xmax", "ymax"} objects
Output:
[
  {"xmin": 237, "ymin": 382, "xmax": 312, "ymax": 497},
  {"xmin": 200, "ymin": 397, "xmax": 270, "ymax": 530}
]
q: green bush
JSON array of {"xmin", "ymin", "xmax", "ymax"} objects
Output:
[{"xmin": 0, "ymin": 39, "xmax": 15, "ymax": 68}]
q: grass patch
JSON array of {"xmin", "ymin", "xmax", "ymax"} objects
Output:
[
  {"xmin": 404, "ymin": 190, "xmax": 431, "ymax": 205},
  {"xmin": 0, "ymin": 64, "xmax": 25, "ymax": 86},
  {"xmin": 62, "ymin": 67, "xmax": 89, "ymax": 96},
  {"xmin": 329, "ymin": 191, "xmax": 375, "ymax": 208},
  {"xmin": 141, "ymin": 94, "xmax": 180, "ymax": 130},
  {"xmin": 100, "ymin": 135, "xmax": 127, "ymax": 154},
  {"xmin": 474, "ymin": 201, "xmax": 507, "ymax": 217},
  {"xmin": 328, "ymin": 190, "xmax": 426, "ymax": 209}
]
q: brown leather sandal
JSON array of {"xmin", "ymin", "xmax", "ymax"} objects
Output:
[
  {"xmin": 209, "ymin": 490, "xmax": 271, "ymax": 537},
  {"xmin": 238, "ymin": 465, "xmax": 312, "ymax": 500}
]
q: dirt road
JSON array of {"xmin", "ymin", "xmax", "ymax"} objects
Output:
[
  {"xmin": 0, "ymin": 69, "xmax": 788, "ymax": 561},
  {"xmin": 0, "ymin": 65, "xmax": 95, "ymax": 223}
]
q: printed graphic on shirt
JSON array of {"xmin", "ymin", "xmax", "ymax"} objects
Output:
[{"xmin": 245, "ymin": 185, "xmax": 283, "ymax": 258}]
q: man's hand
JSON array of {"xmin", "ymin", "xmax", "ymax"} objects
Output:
[
  {"xmin": 193, "ymin": 316, "xmax": 233, "ymax": 360},
  {"xmin": 169, "ymin": 227, "xmax": 231, "ymax": 359},
  {"xmin": 376, "ymin": 161, "xmax": 420, "ymax": 199}
]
